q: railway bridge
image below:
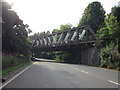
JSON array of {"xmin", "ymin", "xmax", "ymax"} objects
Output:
[{"xmin": 33, "ymin": 25, "xmax": 100, "ymax": 66}]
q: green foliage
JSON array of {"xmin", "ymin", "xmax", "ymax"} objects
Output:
[
  {"xmin": 111, "ymin": 6, "xmax": 120, "ymax": 22},
  {"xmin": 99, "ymin": 43, "xmax": 120, "ymax": 70},
  {"xmin": 55, "ymin": 52, "xmax": 63, "ymax": 61},
  {"xmin": 97, "ymin": 14, "xmax": 120, "ymax": 47},
  {"xmin": 29, "ymin": 31, "xmax": 51, "ymax": 41},
  {"xmin": 2, "ymin": 58, "xmax": 31, "ymax": 77},
  {"xmin": 111, "ymin": 6, "xmax": 120, "ymax": 53},
  {"xmin": 78, "ymin": 1, "xmax": 105, "ymax": 33},
  {"xmin": 36, "ymin": 51, "xmax": 71, "ymax": 62},
  {"xmin": 52, "ymin": 29, "xmax": 60, "ymax": 33},
  {"xmin": 55, "ymin": 51, "xmax": 71, "ymax": 62},
  {"xmin": 2, "ymin": 54, "xmax": 30, "ymax": 70},
  {"xmin": 61, "ymin": 52, "xmax": 71, "ymax": 61},
  {"xmin": 2, "ymin": 1, "xmax": 32, "ymax": 58},
  {"xmin": 52, "ymin": 23, "xmax": 72, "ymax": 33},
  {"xmin": 97, "ymin": 5, "xmax": 120, "ymax": 70},
  {"xmin": 36, "ymin": 52, "xmax": 55, "ymax": 60},
  {"xmin": 60, "ymin": 23, "xmax": 72, "ymax": 31}
]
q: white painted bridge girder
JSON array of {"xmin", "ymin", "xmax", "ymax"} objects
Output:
[{"xmin": 33, "ymin": 27, "xmax": 95, "ymax": 48}]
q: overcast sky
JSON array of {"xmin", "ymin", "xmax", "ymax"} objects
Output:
[{"xmin": 5, "ymin": 0, "xmax": 120, "ymax": 34}]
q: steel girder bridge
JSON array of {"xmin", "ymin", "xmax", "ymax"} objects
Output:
[{"xmin": 33, "ymin": 25, "xmax": 96, "ymax": 52}]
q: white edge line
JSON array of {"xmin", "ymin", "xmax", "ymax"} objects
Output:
[
  {"xmin": 72, "ymin": 67, "xmax": 88, "ymax": 74},
  {"xmin": 0, "ymin": 64, "xmax": 33, "ymax": 89},
  {"xmin": 108, "ymin": 80, "xmax": 120, "ymax": 86}
]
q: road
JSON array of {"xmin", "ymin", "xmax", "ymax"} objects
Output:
[{"xmin": 2, "ymin": 59, "xmax": 120, "ymax": 88}]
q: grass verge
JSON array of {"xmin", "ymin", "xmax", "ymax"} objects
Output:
[{"xmin": 2, "ymin": 61, "xmax": 32, "ymax": 78}]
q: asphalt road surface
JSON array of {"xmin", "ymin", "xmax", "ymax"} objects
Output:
[{"xmin": 2, "ymin": 59, "xmax": 120, "ymax": 88}]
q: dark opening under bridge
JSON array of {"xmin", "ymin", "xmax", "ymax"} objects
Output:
[{"xmin": 33, "ymin": 25, "xmax": 100, "ymax": 66}]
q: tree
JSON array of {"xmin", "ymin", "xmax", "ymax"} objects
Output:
[
  {"xmin": 29, "ymin": 31, "xmax": 51, "ymax": 41},
  {"xmin": 111, "ymin": 6, "xmax": 120, "ymax": 22},
  {"xmin": 78, "ymin": 1, "xmax": 105, "ymax": 33},
  {"xmin": 52, "ymin": 23, "xmax": 72, "ymax": 33},
  {"xmin": 60, "ymin": 23, "xmax": 72, "ymax": 31},
  {"xmin": 111, "ymin": 6, "xmax": 120, "ymax": 53},
  {"xmin": 97, "ymin": 14, "xmax": 120, "ymax": 46},
  {"xmin": 97, "ymin": 5, "xmax": 120, "ymax": 70},
  {"xmin": 2, "ymin": 1, "xmax": 32, "ymax": 57},
  {"xmin": 52, "ymin": 29, "xmax": 60, "ymax": 33},
  {"xmin": 97, "ymin": 4, "xmax": 120, "ymax": 53}
]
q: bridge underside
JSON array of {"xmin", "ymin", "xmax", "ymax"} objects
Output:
[
  {"xmin": 33, "ymin": 43, "xmax": 100, "ymax": 66},
  {"xmin": 33, "ymin": 41, "xmax": 95, "ymax": 52}
]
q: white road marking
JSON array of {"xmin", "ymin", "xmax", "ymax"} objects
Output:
[
  {"xmin": 0, "ymin": 64, "xmax": 33, "ymax": 89},
  {"xmin": 72, "ymin": 67, "xmax": 88, "ymax": 74},
  {"xmin": 54, "ymin": 63, "xmax": 119, "ymax": 86},
  {"xmin": 108, "ymin": 80, "xmax": 120, "ymax": 85},
  {"xmin": 72, "ymin": 67, "xmax": 119, "ymax": 86},
  {"xmin": 59, "ymin": 64, "xmax": 66, "ymax": 66},
  {"xmin": 51, "ymin": 63, "xmax": 67, "ymax": 66}
]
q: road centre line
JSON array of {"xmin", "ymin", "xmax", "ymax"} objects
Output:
[
  {"xmin": 0, "ymin": 64, "xmax": 33, "ymax": 89},
  {"xmin": 57, "ymin": 63, "xmax": 120, "ymax": 86},
  {"xmin": 72, "ymin": 67, "xmax": 88, "ymax": 74},
  {"xmin": 72, "ymin": 67, "xmax": 120, "ymax": 86},
  {"xmin": 55, "ymin": 63, "xmax": 119, "ymax": 86},
  {"xmin": 108, "ymin": 80, "xmax": 120, "ymax": 86}
]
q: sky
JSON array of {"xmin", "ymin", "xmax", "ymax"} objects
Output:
[{"xmin": 5, "ymin": 0, "xmax": 120, "ymax": 34}]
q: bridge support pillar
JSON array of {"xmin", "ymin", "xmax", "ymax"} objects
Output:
[{"xmin": 69, "ymin": 47, "xmax": 100, "ymax": 66}]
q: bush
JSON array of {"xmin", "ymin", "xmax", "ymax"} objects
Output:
[
  {"xmin": 55, "ymin": 51, "xmax": 71, "ymax": 62},
  {"xmin": 2, "ymin": 53, "xmax": 29, "ymax": 70},
  {"xmin": 36, "ymin": 52, "xmax": 55, "ymax": 59},
  {"xmin": 99, "ymin": 43, "xmax": 120, "ymax": 70}
]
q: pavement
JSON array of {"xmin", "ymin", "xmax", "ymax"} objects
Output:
[{"xmin": 1, "ymin": 58, "xmax": 120, "ymax": 88}]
